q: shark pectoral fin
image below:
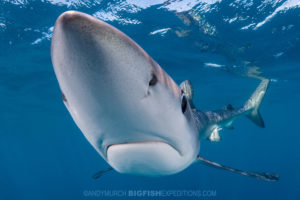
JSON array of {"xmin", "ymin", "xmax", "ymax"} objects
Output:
[
  {"xmin": 208, "ymin": 127, "xmax": 221, "ymax": 142},
  {"xmin": 92, "ymin": 167, "xmax": 114, "ymax": 179},
  {"xmin": 196, "ymin": 156, "xmax": 279, "ymax": 181}
]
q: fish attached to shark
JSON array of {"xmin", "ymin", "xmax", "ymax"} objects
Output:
[{"xmin": 51, "ymin": 11, "xmax": 278, "ymax": 181}]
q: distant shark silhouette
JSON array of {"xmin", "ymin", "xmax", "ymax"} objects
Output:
[{"xmin": 51, "ymin": 11, "xmax": 278, "ymax": 181}]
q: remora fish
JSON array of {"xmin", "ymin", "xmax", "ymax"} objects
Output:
[{"xmin": 51, "ymin": 11, "xmax": 278, "ymax": 181}]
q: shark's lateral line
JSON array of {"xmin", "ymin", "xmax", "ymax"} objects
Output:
[{"xmin": 51, "ymin": 11, "xmax": 278, "ymax": 181}]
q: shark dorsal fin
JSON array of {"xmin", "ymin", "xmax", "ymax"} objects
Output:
[
  {"xmin": 180, "ymin": 80, "xmax": 195, "ymax": 109},
  {"xmin": 224, "ymin": 104, "xmax": 234, "ymax": 110},
  {"xmin": 180, "ymin": 80, "xmax": 193, "ymax": 100}
]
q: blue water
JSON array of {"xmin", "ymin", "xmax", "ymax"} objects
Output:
[{"xmin": 0, "ymin": 0, "xmax": 299, "ymax": 199}]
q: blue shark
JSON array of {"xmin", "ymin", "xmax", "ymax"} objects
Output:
[{"xmin": 51, "ymin": 11, "xmax": 278, "ymax": 181}]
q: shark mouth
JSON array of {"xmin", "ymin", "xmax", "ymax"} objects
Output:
[{"xmin": 106, "ymin": 141, "xmax": 184, "ymax": 176}]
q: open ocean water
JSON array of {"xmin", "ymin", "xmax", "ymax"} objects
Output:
[{"xmin": 0, "ymin": 0, "xmax": 300, "ymax": 199}]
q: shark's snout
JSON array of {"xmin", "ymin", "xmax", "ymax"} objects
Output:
[{"xmin": 107, "ymin": 141, "xmax": 183, "ymax": 176}]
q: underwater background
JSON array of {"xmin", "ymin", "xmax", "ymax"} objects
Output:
[{"xmin": 0, "ymin": 0, "xmax": 299, "ymax": 199}]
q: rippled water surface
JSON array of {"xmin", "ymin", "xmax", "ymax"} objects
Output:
[{"xmin": 0, "ymin": 0, "xmax": 300, "ymax": 199}]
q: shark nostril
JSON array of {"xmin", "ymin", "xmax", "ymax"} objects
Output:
[
  {"xmin": 149, "ymin": 74, "xmax": 157, "ymax": 86},
  {"xmin": 62, "ymin": 91, "xmax": 67, "ymax": 102}
]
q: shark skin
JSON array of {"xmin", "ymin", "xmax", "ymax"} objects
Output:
[
  {"xmin": 51, "ymin": 11, "xmax": 199, "ymax": 176},
  {"xmin": 51, "ymin": 11, "xmax": 278, "ymax": 181}
]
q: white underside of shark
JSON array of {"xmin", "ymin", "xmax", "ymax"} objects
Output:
[{"xmin": 51, "ymin": 11, "xmax": 278, "ymax": 181}]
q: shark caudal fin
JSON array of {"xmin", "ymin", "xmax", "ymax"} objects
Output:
[{"xmin": 244, "ymin": 79, "xmax": 270, "ymax": 128}]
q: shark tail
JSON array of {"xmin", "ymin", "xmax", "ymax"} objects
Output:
[{"xmin": 244, "ymin": 79, "xmax": 270, "ymax": 128}]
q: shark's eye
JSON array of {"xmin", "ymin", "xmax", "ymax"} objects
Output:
[
  {"xmin": 181, "ymin": 94, "xmax": 188, "ymax": 113},
  {"xmin": 149, "ymin": 74, "xmax": 157, "ymax": 86}
]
